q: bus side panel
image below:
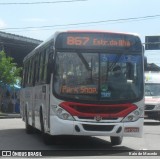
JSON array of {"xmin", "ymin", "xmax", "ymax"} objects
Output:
[
  {"xmin": 20, "ymin": 89, "xmax": 25, "ymax": 121},
  {"xmin": 34, "ymin": 84, "xmax": 50, "ymax": 132},
  {"xmin": 21, "ymin": 87, "xmax": 34, "ymax": 126},
  {"xmin": 34, "ymin": 85, "xmax": 42, "ymax": 130},
  {"xmin": 43, "ymin": 84, "xmax": 50, "ymax": 133},
  {"xmin": 29, "ymin": 87, "xmax": 35, "ymax": 126}
]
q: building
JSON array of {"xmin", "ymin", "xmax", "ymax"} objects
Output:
[{"xmin": 0, "ymin": 31, "xmax": 42, "ymax": 66}]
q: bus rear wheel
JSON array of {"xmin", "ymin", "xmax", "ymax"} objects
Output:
[
  {"xmin": 40, "ymin": 110, "xmax": 53, "ymax": 145},
  {"xmin": 110, "ymin": 136, "xmax": 123, "ymax": 146},
  {"xmin": 25, "ymin": 110, "xmax": 34, "ymax": 134}
]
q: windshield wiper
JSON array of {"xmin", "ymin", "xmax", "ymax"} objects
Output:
[{"xmin": 76, "ymin": 53, "xmax": 91, "ymax": 71}]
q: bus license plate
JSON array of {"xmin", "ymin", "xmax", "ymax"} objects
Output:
[{"xmin": 124, "ymin": 127, "xmax": 139, "ymax": 133}]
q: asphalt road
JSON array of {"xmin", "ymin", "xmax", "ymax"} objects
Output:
[{"xmin": 0, "ymin": 118, "xmax": 160, "ymax": 158}]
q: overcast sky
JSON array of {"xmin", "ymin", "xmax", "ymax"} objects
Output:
[{"xmin": 0, "ymin": 0, "xmax": 160, "ymax": 64}]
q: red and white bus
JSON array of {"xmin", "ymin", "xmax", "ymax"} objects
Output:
[{"xmin": 20, "ymin": 31, "xmax": 144, "ymax": 145}]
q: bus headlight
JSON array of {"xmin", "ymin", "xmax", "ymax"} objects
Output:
[
  {"xmin": 122, "ymin": 107, "xmax": 144, "ymax": 122},
  {"xmin": 51, "ymin": 105, "xmax": 75, "ymax": 121}
]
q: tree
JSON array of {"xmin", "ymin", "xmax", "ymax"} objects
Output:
[{"xmin": 0, "ymin": 51, "xmax": 22, "ymax": 86}]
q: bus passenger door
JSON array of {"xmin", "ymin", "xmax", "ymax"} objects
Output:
[{"xmin": 41, "ymin": 84, "xmax": 50, "ymax": 132}]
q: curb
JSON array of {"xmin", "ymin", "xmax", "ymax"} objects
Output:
[{"xmin": 0, "ymin": 113, "xmax": 21, "ymax": 119}]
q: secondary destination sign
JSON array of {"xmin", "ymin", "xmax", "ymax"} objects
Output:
[{"xmin": 145, "ymin": 36, "xmax": 160, "ymax": 50}]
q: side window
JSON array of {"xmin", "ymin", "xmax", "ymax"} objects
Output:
[
  {"xmin": 44, "ymin": 49, "xmax": 50, "ymax": 83},
  {"xmin": 22, "ymin": 63, "xmax": 27, "ymax": 88},
  {"xmin": 30, "ymin": 57, "xmax": 35, "ymax": 86},
  {"xmin": 34, "ymin": 55, "xmax": 37, "ymax": 84},
  {"xmin": 35, "ymin": 53, "xmax": 41, "ymax": 84},
  {"xmin": 26, "ymin": 62, "xmax": 30, "ymax": 86},
  {"xmin": 23, "ymin": 45, "xmax": 54, "ymax": 86},
  {"xmin": 28, "ymin": 59, "xmax": 33, "ymax": 86},
  {"xmin": 39, "ymin": 51, "xmax": 43, "ymax": 82},
  {"xmin": 24, "ymin": 61, "xmax": 30, "ymax": 87},
  {"xmin": 27, "ymin": 60, "xmax": 30, "ymax": 85},
  {"xmin": 46, "ymin": 48, "xmax": 54, "ymax": 84},
  {"xmin": 39, "ymin": 50, "xmax": 46, "ymax": 83}
]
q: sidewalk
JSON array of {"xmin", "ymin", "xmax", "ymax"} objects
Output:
[{"xmin": 0, "ymin": 112, "xmax": 21, "ymax": 119}]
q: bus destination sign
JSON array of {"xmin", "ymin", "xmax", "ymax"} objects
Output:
[
  {"xmin": 66, "ymin": 36, "xmax": 131, "ymax": 47},
  {"xmin": 56, "ymin": 32, "xmax": 142, "ymax": 51}
]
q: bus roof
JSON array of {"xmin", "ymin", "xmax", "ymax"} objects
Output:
[
  {"xmin": 23, "ymin": 30, "xmax": 142, "ymax": 62},
  {"xmin": 145, "ymin": 71, "xmax": 160, "ymax": 83},
  {"xmin": 66, "ymin": 30, "xmax": 140, "ymax": 36}
]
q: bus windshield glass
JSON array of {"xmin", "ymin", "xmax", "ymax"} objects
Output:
[
  {"xmin": 53, "ymin": 52, "xmax": 143, "ymax": 102},
  {"xmin": 145, "ymin": 83, "xmax": 160, "ymax": 96}
]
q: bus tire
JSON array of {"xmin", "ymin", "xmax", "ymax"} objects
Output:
[
  {"xmin": 110, "ymin": 136, "xmax": 123, "ymax": 146},
  {"xmin": 25, "ymin": 109, "xmax": 34, "ymax": 134},
  {"xmin": 40, "ymin": 109, "xmax": 53, "ymax": 145}
]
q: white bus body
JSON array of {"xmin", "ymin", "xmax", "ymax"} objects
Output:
[{"xmin": 20, "ymin": 31, "xmax": 144, "ymax": 145}]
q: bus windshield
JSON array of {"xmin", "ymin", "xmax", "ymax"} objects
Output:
[
  {"xmin": 53, "ymin": 51, "xmax": 143, "ymax": 102},
  {"xmin": 145, "ymin": 83, "xmax": 160, "ymax": 96}
]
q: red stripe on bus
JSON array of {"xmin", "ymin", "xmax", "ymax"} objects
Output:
[{"xmin": 59, "ymin": 102, "xmax": 137, "ymax": 118}]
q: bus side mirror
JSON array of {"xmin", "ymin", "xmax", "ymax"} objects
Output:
[{"xmin": 48, "ymin": 58, "xmax": 54, "ymax": 72}]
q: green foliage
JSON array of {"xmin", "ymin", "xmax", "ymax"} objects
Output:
[{"xmin": 0, "ymin": 50, "xmax": 22, "ymax": 86}]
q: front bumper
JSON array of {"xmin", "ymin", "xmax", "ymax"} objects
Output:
[{"xmin": 49, "ymin": 116, "xmax": 143, "ymax": 137}]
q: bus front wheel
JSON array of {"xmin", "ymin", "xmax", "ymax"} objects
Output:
[{"xmin": 110, "ymin": 136, "xmax": 123, "ymax": 145}]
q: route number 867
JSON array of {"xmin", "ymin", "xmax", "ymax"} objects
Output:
[{"xmin": 67, "ymin": 36, "xmax": 90, "ymax": 46}]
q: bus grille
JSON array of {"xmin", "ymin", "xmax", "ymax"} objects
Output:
[
  {"xmin": 70, "ymin": 105, "xmax": 124, "ymax": 114},
  {"xmin": 82, "ymin": 124, "xmax": 114, "ymax": 131},
  {"xmin": 78, "ymin": 117, "xmax": 118, "ymax": 120}
]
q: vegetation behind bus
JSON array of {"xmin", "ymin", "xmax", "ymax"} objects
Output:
[{"xmin": 0, "ymin": 51, "xmax": 22, "ymax": 86}]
